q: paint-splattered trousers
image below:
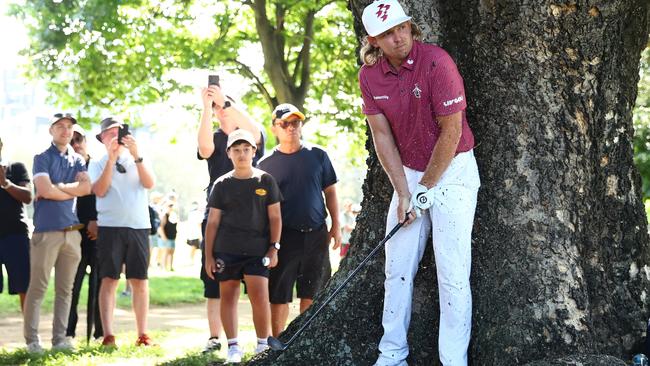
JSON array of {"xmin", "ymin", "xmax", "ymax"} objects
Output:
[{"xmin": 376, "ymin": 150, "xmax": 480, "ymax": 366}]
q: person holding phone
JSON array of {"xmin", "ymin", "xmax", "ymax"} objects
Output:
[
  {"xmin": 89, "ymin": 117, "xmax": 156, "ymax": 347},
  {"xmin": 197, "ymin": 75, "xmax": 265, "ymax": 353}
]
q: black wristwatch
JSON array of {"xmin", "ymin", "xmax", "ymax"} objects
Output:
[
  {"xmin": 271, "ymin": 242, "xmax": 281, "ymax": 250},
  {"xmin": 134, "ymin": 157, "xmax": 144, "ymax": 163}
]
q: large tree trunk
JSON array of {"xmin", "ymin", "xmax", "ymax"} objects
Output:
[{"xmin": 249, "ymin": 1, "xmax": 650, "ymax": 365}]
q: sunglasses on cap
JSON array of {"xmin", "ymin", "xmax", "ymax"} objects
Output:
[{"xmin": 273, "ymin": 119, "xmax": 302, "ymax": 129}]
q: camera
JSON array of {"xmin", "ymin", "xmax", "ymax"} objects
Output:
[
  {"xmin": 208, "ymin": 75, "xmax": 220, "ymax": 87},
  {"xmin": 118, "ymin": 124, "xmax": 130, "ymax": 145}
]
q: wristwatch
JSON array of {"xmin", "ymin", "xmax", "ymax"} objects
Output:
[
  {"xmin": 134, "ymin": 157, "xmax": 144, "ymax": 163},
  {"xmin": 0, "ymin": 181, "xmax": 9, "ymax": 189},
  {"xmin": 271, "ymin": 242, "xmax": 281, "ymax": 250}
]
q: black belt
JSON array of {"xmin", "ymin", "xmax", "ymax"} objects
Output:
[
  {"xmin": 62, "ymin": 223, "xmax": 85, "ymax": 232},
  {"xmin": 289, "ymin": 224, "xmax": 324, "ymax": 233}
]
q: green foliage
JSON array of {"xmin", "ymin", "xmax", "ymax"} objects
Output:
[
  {"xmin": 0, "ymin": 330, "xmax": 229, "ymax": 366},
  {"xmin": 633, "ymin": 47, "xmax": 650, "ymax": 199},
  {"xmin": 8, "ymin": 0, "xmax": 363, "ymax": 138}
]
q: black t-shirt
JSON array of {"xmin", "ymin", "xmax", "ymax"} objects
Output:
[
  {"xmin": 257, "ymin": 144, "xmax": 337, "ymax": 230},
  {"xmin": 76, "ymin": 157, "xmax": 97, "ymax": 225},
  {"xmin": 208, "ymin": 168, "xmax": 281, "ymax": 256},
  {"xmin": 0, "ymin": 161, "xmax": 30, "ymax": 237},
  {"xmin": 163, "ymin": 212, "xmax": 178, "ymax": 240}
]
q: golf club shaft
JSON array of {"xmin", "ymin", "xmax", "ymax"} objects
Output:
[{"xmin": 280, "ymin": 221, "xmax": 404, "ymax": 348}]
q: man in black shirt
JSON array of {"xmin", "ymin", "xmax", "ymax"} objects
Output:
[
  {"xmin": 197, "ymin": 81, "xmax": 265, "ymax": 352},
  {"xmin": 0, "ymin": 135, "xmax": 33, "ymax": 312},
  {"xmin": 66, "ymin": 125, "xmax": 103, "ymax": 340},
  {"xmin": 258, "ymin": 103, "xmax": 342, "ymax": 337}
]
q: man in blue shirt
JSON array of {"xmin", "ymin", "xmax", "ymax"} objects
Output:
[
  {"xmin": 258, "ymin": 103, "xmax": 342, "ymax": 337},
  {"xmin": 23, "ymin": 113, "xmax": 91, "ymax": 353}
]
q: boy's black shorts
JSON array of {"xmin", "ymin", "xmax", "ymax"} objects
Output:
[
  {"xmin": 213, "ymin": 252, "xmax": 269, "ymax": 281},
  {"xmin": 200, "ymin": 219, "xmax": 220, "ymax": 299},
  {"xmin": 97, "ymin": 227, "xmax": 149, "ymax": 280},
  {"xmin": 269, "ymin": 225, "xmax": 330, "ymax": 304}
]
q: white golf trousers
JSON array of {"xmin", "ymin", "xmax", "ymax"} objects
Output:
[{"xmin": 376, "ymin": 150, "xmax": 480, "ymax": 366}]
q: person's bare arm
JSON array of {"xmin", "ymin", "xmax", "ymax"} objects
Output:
[
  {"xmin": 121, "ymin": 135, "xmax": 154, "ymax": 189},
  {"xmin": 204, "ymin": 207, "xmax": 222, "ymax": 280},
  {"xmin": 418, "ymin": 111, "xmax": 463, "ymax": 189},
  {"xmin": 265, "ymin": 202, "xmax": 282, "ymax": 268},
  {"xmin": 0, "ymin": 177, "xmax": 32, "ymax": 205},
  {"xmin": 198, "ymin": 87, "xmax": 217, "ymax": 158},
  {"xmin": 323, "ymin": 184, "xmax": 342, "ymax": 249},
  {"xmin": 34, "ymin": 175, "xmax": 74, "ymax": 201},
  {"xmin": 57, "ymin": 172, "xmax": 91, "ymax": 197},
  {"xmin": 366, "ymin": 113, "xmax": 415, "ymax": 226}
]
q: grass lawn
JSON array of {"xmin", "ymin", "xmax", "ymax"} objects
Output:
[
  {"xmin": 0, "ymin": 275, "xmax": 205, "ymax": 317},
  {"xmin": 0, "ymin": 329, "xmax": 260, "ymax": 366}
]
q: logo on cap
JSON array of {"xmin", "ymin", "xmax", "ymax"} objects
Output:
[{"xmin": 376, "ymin": 4, "xmax": 391, "ymax": 21}]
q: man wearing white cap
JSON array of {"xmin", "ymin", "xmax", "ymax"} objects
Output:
[
  {"xmin": 24, "ymin": 113, "xmax": 91, "ymax": 352},
  {"xmin": 359, "ymin": 1, "xmax": 480, "ymax": 365},
  {"xmin": 258, "ymin": 103, "xmax": 342, "ymax": 337}
]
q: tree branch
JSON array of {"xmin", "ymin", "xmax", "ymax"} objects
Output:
[{"xmin": 229, "ymin": 58, "xmax": 275, "ymax": 108}]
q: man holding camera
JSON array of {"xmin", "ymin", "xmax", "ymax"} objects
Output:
[
  {"xmin": 197, "ymin": 77, "xmax": 265, "ymax": 352},
  {"xmin": 24, "ymin": 113, "xmax": 90, "ymax": 352},
  {"xmin": 89, "ymin": 117, "xmax": 155, "ymax": 347}
]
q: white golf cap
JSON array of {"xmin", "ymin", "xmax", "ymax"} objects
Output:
[
  {"xmin": 362, "ymin": 0, "xmax": 412, "ymax": 37},
  {"xmin": 226, "ymin": 129, "xmax": 257, "ymax": 149}
]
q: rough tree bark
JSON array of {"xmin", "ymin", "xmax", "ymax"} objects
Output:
[{"xmin": 249, "ymin": 1, "xmax": 650, "ymax": 365}]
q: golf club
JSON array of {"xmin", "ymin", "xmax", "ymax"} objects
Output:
[{"xmin": 267, "ymin": 220, "xmax": 405, "ymax": 351}]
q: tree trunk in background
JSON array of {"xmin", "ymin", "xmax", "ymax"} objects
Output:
[{"xmin": 249, "ymin": 1, "xmax": 650, "ymax": 365}]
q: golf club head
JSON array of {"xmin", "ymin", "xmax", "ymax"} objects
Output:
[{"xmin": 267, "ymin": 336, "xmax": 287, "ymax": 351}]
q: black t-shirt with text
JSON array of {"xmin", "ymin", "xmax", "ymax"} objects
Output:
[
  {"xmin": 0, "ymin": 161, "xmax": 31, "ymax": 237},
  {"xmin": 208, "ymin": 168, "xmax": 281, "ymax": 256},
  {"xmin": 257, "ymin": 144, "xmax": 337, "ymax": 230}
]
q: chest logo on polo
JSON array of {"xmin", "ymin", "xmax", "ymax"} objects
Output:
[
  {"xmin": 412, "ymin": 84, "xmax": 422, "ymax": 99},
  {"xmin": 255, "ymin": 188, "xmax": 267, "ymax": 196},
  {"xmin": 373, "ymin": 95, "xmax": 389, "ymax": 100}
]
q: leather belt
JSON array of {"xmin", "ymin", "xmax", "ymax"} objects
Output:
[{"xmin": 62, "ymin": 223, "xmax": 85, "ymax": 232}]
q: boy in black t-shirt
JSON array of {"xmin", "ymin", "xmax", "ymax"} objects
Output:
[{"xmin": 204, "ymin": 129, "xmax": 282, "ymax": 363}]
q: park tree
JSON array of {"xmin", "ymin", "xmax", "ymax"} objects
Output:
[
  {"xmin": 8, "ymin": 0, "xmax": 359, "ymax": 128},
  {"xmin": 249, "ymin": 1, "xmax": 650, "ymax": 365}
]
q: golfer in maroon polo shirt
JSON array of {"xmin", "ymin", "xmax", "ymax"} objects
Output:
[{"xmin": 358, "ymin": 1, "xmax": 480, "ymax": 365}]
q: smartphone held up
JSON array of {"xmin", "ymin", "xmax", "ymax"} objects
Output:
[{"xmin": 118, "ymin": 124, "xmax": 130, "ymax": 145}]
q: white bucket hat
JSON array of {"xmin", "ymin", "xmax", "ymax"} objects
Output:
[{"xmin": 362, "ymin": 0, "xmax": 412, "ymax": 37}]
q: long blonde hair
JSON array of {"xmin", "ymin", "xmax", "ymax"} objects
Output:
[{"xmin": 359, "ymin": 22, "xmax": 423, "ymax": 66}]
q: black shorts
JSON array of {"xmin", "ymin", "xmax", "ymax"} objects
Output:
[
  {"xmin": 0, "ymin": 233, "xmax": 30, "ymax": 294},
  {"xmin": 97, "ymin": 227, "xmax": 149, "ymax": 280},
  {"xmin": 200, "ymin": 219, "xmax": 220, "ymax": 299},
  {"xmin": 214, "ymin": 252, "xmax": 269, "ymax": 281},
  {"xmin": 269, "ymin": 225, "xmax": 330, "ymax": 304}
]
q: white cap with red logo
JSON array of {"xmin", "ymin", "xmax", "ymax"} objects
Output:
[{"xmin": 362, "ymin": 0, "xmax": 412, "ymax": 37}]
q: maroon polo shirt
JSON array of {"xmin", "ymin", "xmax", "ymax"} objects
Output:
[{"xmin": 359, "ymin": 41, "xmax": 474, "ymax": 172}]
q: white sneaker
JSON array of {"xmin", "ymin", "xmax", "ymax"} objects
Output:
[
  {"xmin": 52, "ymin": 337, "xmax": 75, "ymax": 351},
  {"xmin": 254, "ymin": 343, "xmax": 269, "ymax": 354},
  {"xmin": 26, "ymin": 341, "xmax": 44, "ymax": 353},
  {"xmin": 226, "ymin": 344, "xmax": 243, "ymax": 363},
  {"xmin": 202, "ymin": 337, "xmax": 221, "ymax": 353}
]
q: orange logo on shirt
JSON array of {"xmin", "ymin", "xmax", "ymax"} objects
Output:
[{"xmin": 255, "ymin": 188, "xmax": 267, "ymax": 196}]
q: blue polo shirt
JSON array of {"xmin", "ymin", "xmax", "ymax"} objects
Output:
[{"xmin": 32, "ymin": 143, "xmax": 86, "ymax": 233}]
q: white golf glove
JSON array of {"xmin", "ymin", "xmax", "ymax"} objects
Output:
[{"xmin": 410, "ymin": 183, "xmax": 435, "ymax": 217}]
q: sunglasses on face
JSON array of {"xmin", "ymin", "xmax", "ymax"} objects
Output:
[
  {"xmin": 71, "ymin": 135, "xmax": 84, "ymax": 145},
  {"xmin": 115, "ymin": 161, "xmax": 126, "ymax": 174},
  {"xmin": 274, "ymin": 119, "xmax": 302, "ymax": 129}
]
